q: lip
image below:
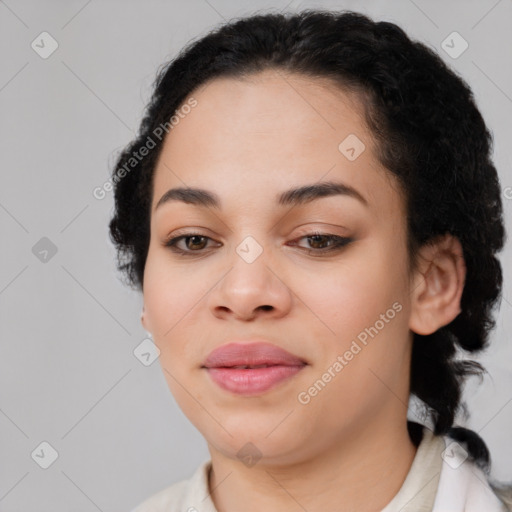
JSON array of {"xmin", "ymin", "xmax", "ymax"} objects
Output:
[{"xmin": 202, "ymin": 341, "xmax": 307, "ymax": 395}]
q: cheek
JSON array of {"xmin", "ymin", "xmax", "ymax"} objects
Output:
[
  {"xmin": 306, "ymin": 258, "xmax": 405, "ymax": 337},
  {"xmin": 142, "ymin": 253, "xmax": 206, "ymax": 346},
  {"xmin": 303, "ymin": 247, "xmax": 410, "ymax": 391}
]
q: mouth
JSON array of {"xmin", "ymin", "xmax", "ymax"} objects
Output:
[
  {"xmin": 202, "ymin": 341, "xmax": 307, "ymax": 395},
  {"xmin": 227, "ymin": 364, "xmax": 286, "ymax": 369}
]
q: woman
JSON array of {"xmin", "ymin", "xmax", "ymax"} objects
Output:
[{"xmin": 109, "ymin": 9, "xmax": 512, "ymax": 511}]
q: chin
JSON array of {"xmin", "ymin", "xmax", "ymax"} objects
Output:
[
  {"xmin": 208, "ymin": 431, "xmax": 304, "ymax": 466},
  {"xmin": 198, "ymin": 411, "xmax": 308, "ymax": 460}
]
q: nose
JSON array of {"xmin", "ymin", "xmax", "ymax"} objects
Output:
[{"xmin": 207, "ymin": 239, "xmax": 293, "ymax": 321}]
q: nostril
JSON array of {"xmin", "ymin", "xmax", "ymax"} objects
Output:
[{"xmin": 259, "ymin": 305, "xmax": 273, "ymax": 311}]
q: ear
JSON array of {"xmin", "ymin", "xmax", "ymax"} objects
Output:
[{"xmin": 409, "ymin": 234, "xmax": 466, "ymax": 335}]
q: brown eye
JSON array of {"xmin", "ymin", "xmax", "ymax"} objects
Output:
[
  {"xmin": 184, "ymin": 235, "xmax": 208, "ymax": 250},
  {"xmin": 164, "ymin": 233, "xmax": 221, "ymax": 255},
  {"xmin": 288, "ymin": 233, "xmax": 353, "ymax": 256},
  {"xmin": 307, "ymin": 234, "xmax": 333, "ymax": 249}
]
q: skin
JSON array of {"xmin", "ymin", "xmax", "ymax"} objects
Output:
[{"xmin": 141, "ymin": 69, "xmax": 466, "ymax": 511}]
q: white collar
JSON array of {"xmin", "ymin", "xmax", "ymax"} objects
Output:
[{"xmin": 433, "ymin": 432, "xmax": 506, "ymax": 511}]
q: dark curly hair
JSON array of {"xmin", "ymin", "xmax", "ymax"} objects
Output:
[{"xmin": 108, "ymin": 10, "xmax": 506, "ymax": 472}]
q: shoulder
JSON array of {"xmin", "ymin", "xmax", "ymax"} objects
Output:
[
  {"xmin": 130, "ymin": 460, "xmax": 213, "ymax": 512},
  {"xmin": 131, "ymin": 480, "xmax": 190, "ymax": 512},
  {"xmin": 490, "ymin": 481, "xmax": 512, "ymax": 511},
  {"xmin": 433, "ymin": 432, "xmax": 512, "ymax": 512}
]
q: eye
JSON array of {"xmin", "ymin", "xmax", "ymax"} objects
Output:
[
  {"xmin": 164, "ymin": 233, "xmax": 221, "ymax": 255},
  {"xmin": 289, "ymin": 232, "xmax": 353, "ymax": 255}
]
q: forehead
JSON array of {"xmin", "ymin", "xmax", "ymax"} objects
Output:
[
  {"xmin": 166, "ymin": 69, "xmax": 371, "ymax": 152},
  {"xmin": 151, "ymin": 70, "xmax": 402, "ymax": 219}
]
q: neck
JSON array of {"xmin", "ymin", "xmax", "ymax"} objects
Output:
[{"xmin": 208, "ymin": 416, "xmax": 418, "ymax": 512}]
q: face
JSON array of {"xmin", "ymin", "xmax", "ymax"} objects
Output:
[{"xmin": 142, "ymin": 70, "xmax": 415, "ymax": 465}]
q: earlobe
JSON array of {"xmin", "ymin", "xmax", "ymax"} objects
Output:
[
  {"xmin": 141, "ymin": 304, "xmax": 154, "ymax": 337},
  {"xmin": 141, "ymin": 304, "xmax": 147, "ymax": 330},
  {"xmin": 409, "ymin": 234, "xmax": 465, "ymax": 335}
]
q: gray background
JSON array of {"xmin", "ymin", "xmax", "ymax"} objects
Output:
[{"xmin": 0, "ymin": 0, "xmax": 511, "ymax": 510}]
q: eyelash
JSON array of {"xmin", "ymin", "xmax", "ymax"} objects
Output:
[{"xmin": 163, "ymin": 231, "xmax": 353, "ymax": 257}]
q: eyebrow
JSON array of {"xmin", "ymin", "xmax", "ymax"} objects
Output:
[{"xmin": 154, "ymin": 180, "xmax": 368, "ymax": 212}]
